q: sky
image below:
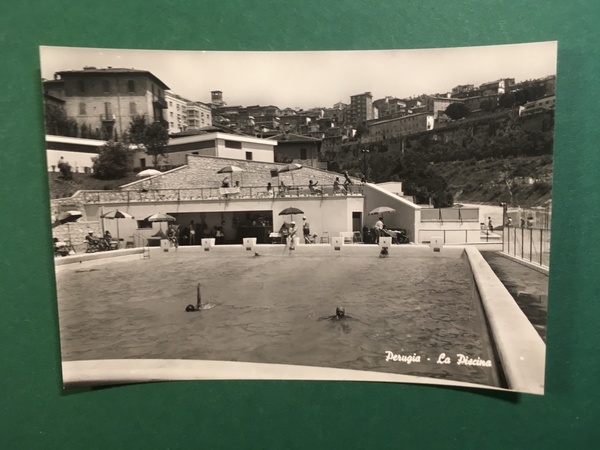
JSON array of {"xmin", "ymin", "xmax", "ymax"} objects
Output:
[{"xmin": 40, "ymin": 42, "xmax": 557, "ymax": 110}]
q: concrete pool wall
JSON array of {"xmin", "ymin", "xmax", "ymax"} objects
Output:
[{"xmin": 56, "ymin": 244, "xmax": 546, "ymax": 394}]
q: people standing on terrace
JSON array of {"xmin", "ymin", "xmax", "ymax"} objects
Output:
[
  {"xmin": 343, "ymin": 171, "xmax": 353, "ymax": 192},
  {"xmin": 488, "ymin": 217, "xmax": 494, "ymax": 233},
  {"xmin": 222, "ymin": 177, "xmax": 230, "ymax": 188},
  {"xmin": 374, "ymin": 217, "xmax": 384, "ymax": 243},
  {"xmin": 188, "ymin": 220, "xmax": 196, "ymax": 245},
  {"xmin": 287, "ymin": 221, "xmax": 298, "ymax": 250},
  {"xmin": 302, "ymin": 216, "xmax": 311, "ymax": 243}
]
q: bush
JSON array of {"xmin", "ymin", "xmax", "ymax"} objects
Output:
[
  {"xmin": 58, "ymin": 162, "xmax": 73, "ymax": 180},
  {"xmin": 92, "ymin": 141, "xmax": 132, "ymax": 180}
]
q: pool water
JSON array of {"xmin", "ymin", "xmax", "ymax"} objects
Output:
[{"xmin": 56, "ymin": 248, "xmax": 501, "ymax": 388}]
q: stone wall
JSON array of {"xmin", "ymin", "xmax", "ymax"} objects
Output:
[
  {"xmin": 52, "ymin": 220, "xmax": 102, "ymax": 252},
  {"xmin": 120, "ymin": 154, "xmax": 359, "ymax": 191}
]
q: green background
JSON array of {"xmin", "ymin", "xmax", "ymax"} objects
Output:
[{"xmin": 1, "ymin": 1, "xmax": 598, "ymax": 448}]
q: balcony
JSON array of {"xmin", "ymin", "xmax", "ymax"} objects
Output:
[
  {"xmin": 100, "ymin": 114, "xmax": 116, "ymax": 122},
  {"xmin": 153, "ymin": 95, "xmax": 168, "ymax": 109}
]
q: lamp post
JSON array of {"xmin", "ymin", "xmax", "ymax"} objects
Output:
[{"xmin": 361, "ymin": 148, "xmax": 369, "ymax": 181}]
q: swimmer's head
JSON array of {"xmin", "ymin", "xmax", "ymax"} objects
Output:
[{"xmin": 336, "ymin": 307, "xmax": 345, "ymax": 318}]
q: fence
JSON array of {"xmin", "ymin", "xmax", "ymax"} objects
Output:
[
  {"xmin": 78, "ymin": 183, "xmax": 364, "ymax": 204},
  {"xmin": 502, "ymin": 226, "xmax": 551, "ymax": 267}
]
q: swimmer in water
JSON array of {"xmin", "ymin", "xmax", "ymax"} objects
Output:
[
  {"xmin": 185, "ymin": 283, "xmax": 216, "ymax": 312},
  {"xmin": 319, "ymin": 307, "xmax": 352, "ymax": 321}
]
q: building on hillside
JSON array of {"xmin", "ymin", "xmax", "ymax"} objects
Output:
[
  {"xmin": 321, "ymin": 135, "xmax": 344, "ymax": 155},
  {"xmin": 424, "ymin": 96, "xmax": 466, "ymax": 119},
  {"xmin": 519, "ymin": 95, "xmax": 556, "ymax": 117},
  {"xmin": 267, "ymin": 132, "xmax": 323, "ymax": 168},
  {"xmin": 211, "ymin": 90, "xmax": 226, "ymax": 107},
  {"xmin": 165, "ymin": 92, "xmax": 188, "ymax": 134},
  {"xmin": 451, "ymin": 84, "xmax": 475, "ymax": 95},
  {"xmin": 133, "ymin": 132, "xmax": 277, "ymax": 168},
  {"xmin": 46, "ymin": 135, "xmax": 106, "ymax": 172},
  {"xmin": 186, "ymin": 101, "xmax": 212, "ymax": 130},
  {"xmin": 45, "ymin": 67, "xmax": 169, "ymax": 140},
  {"xmin": 373, "ymin": 97, "xmax": 407, "ymax": 119},
  {"xmin": 348, "ymin": 92, "xmax": 374, "ymax": 126},
  {"xmin": 364, "ymin": 113, "xmax": 435, "ymax": 143},
  {"xmin": 479, "ymin": 78, "xmax": 515, "ymax": 96}
]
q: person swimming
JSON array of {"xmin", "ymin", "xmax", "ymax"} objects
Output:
[
  {"xmin": 319, "ymin": 306, "xmax": 351, "ymax": 321},
  {"xmin": 185, "ymin": 283, "xmax": 216, "ymax": 312}
]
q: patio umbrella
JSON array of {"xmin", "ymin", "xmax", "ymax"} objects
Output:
[
  {"xmin": 101, "ymin": 210, "xmax": 134, "ymax": 243},
  {"xmin": 279, "ymin": 207, "xmax": 304, "ymax": 220},
  {"xmin": 146, "ymin": 212, "xmax": 176, "ymax": 231},
  {"xmin": 368, "ymin": 206, "xmax": 396, "ymax": 216},
  {"xmin": 217, "ymin": 165, "xmax": 244, "ymax": 187},
  {"xmin": 52, "ymin": 210, "xmax": 83, "ymax": 228},
  {"xmin": 136, "ymin": 169, "xmax": 162, "ymax": 178},
  {"xmin": 277, "ymin": 163, "xmax": 303, "ymax": 185}
]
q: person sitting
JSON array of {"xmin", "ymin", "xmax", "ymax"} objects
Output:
[
  {"xmin": 221, "ymin": 177, "xmax": 230, "ymax": 188},
  {"xmin": 85, "ymin": 230, "xmax": 100, "ymax": 252},
  {"xmin": 333, "ymin": 177, "xmax": 346, "ymax": 194},
  {"xmin": 266, "ymin": 182, "xmax": 273, "ymax": 195},
  {"xmin": 308, "ymin": 179, "xmax": 323, "ymax": 195},
  {"xmin": 279, "ymin": 180, "xmax": 288, "ymax": 196}
]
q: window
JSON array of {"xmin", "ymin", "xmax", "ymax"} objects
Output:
[
  {"xmin": 129, "ymin": 102, "xmax": 137, "ymax": 115},
  {"xmin": 177, "ymin": 104, "xmax": 180, "ymax": 111},
  {"xmin": 140, "ymin": 158, "xmax": 146, "ymax": 168},
  {"xmin": 128, "ymin": 80, "xmax": 135, "ymax": 93},
  {"xmin": 103, "ymin": 80, "xmax": 110, "ymax": 92},
  {"xmin": 169, "ymin": 101, "xmax": 172, "ymax": 107},
  {"xmin": 225, "ymin": 140, "xmax": 242, "ymax": 149},
  {"xmin": 136, "ymin": 218, "xmax": 152, "ymax": 229},
  {"xmin": 77, "ymin": 80, "xmax": 84, "ymax": 93},
  {"xmin": 245, "ymin": 152, "xmax": 253, "ymax": 160},
  {"xmin": 170, "ymin": 112, "xmax": 173, "ymax": 117},
  {"xmin": 79, "ymin": 102, "xmax": 86, "ymax": 115}
]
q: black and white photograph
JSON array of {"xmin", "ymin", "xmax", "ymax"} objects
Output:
[{"xmin": 42, "ymin": 42, "xmax": 556, "ymax": 394}]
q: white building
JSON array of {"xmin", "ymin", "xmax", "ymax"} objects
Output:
[
  {"xmin": 164, "ymin": 92, "xmax": 189, "ymax": 134},
  {"xmin": 186, "ymin": 101, "xmax": 212, "ymax": 130},
  {"xmin": 133, "ymin": 132, "xmax": 278, "ymax": 167}
]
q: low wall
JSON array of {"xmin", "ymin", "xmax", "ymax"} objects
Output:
[{"xmin": 465, "ymin": 247, "xmax": 546, "ymax": 395}]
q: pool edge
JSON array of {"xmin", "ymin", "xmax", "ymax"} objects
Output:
[{"xmin": 465, "ymin": 246, "xmax": 546, "ymax": 395}]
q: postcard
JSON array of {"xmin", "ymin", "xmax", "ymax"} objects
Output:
[{"xmin": 42, "ymin": 42, "xmax": 556, "ymax": 394}]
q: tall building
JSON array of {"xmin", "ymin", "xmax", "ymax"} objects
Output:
[
  {"xmin": 165, "ymin": 92, "xmax": 188, "ymax": 134},
  {"xmin": 372, "ymin": 97, "xmax": 407, "ymax": 119},
  {"xmin": 45, "ymin": 67, "xmax": 169, "ymax": 140},
  {"xmin": 348, "ymin": 92, "xmax": 373, "ymax": 126},
  {"xmin": 211, "ymin": 90, "xmax": 226, "ymax": 107},
  {"xmin": 186, "ymin": 101, "xmax": 212, "ymax": 130}
]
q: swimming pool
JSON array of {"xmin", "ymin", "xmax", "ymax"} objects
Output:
[{"xmin": 56, "ymin": 245, "xmax": 506, "ymax": 389}]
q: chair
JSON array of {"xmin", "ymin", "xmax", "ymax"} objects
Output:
[
  {"xmin": 353, "ymin": 231, "xmax": 363, "ymax": 243},
  {"xmin": 320, "ymin": 231, "xmax": 329, "ymax": 244},
  {"xmin": 340, "ymin": 231, "xmax": 353, "ymax": 244}
]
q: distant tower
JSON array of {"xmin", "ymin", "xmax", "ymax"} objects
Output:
[{"xmin": 211, "ymin": 90, "xmax": 226, "ymax": 107}]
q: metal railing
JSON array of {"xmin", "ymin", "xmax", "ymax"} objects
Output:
[
  {"xmin": 502, "ymin": 226, "xmax": 551, "ymax": 267},
  {"xmin": 79, "ymin": 183, "xmax": 365, "ymax": 204}
]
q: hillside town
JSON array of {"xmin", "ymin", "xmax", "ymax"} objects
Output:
[{"xmin": 42, "ymin": 66, "xmax": 555, "ymax": 176}]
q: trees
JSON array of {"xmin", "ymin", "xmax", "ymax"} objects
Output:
[
  {"xmin": 444, "ymin": 103, "xmax": 470, "ymax": 120},
  {"xmin": 92, "ymin": 141, "xmax": 132, "ymax": 179},
  {"xmin": 127, "ymin": 115, "xmax": 169, "ymax": 167},
  {"xmin": 44, "ymin": 103, "xmax": 78, "ymax": 137}
]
